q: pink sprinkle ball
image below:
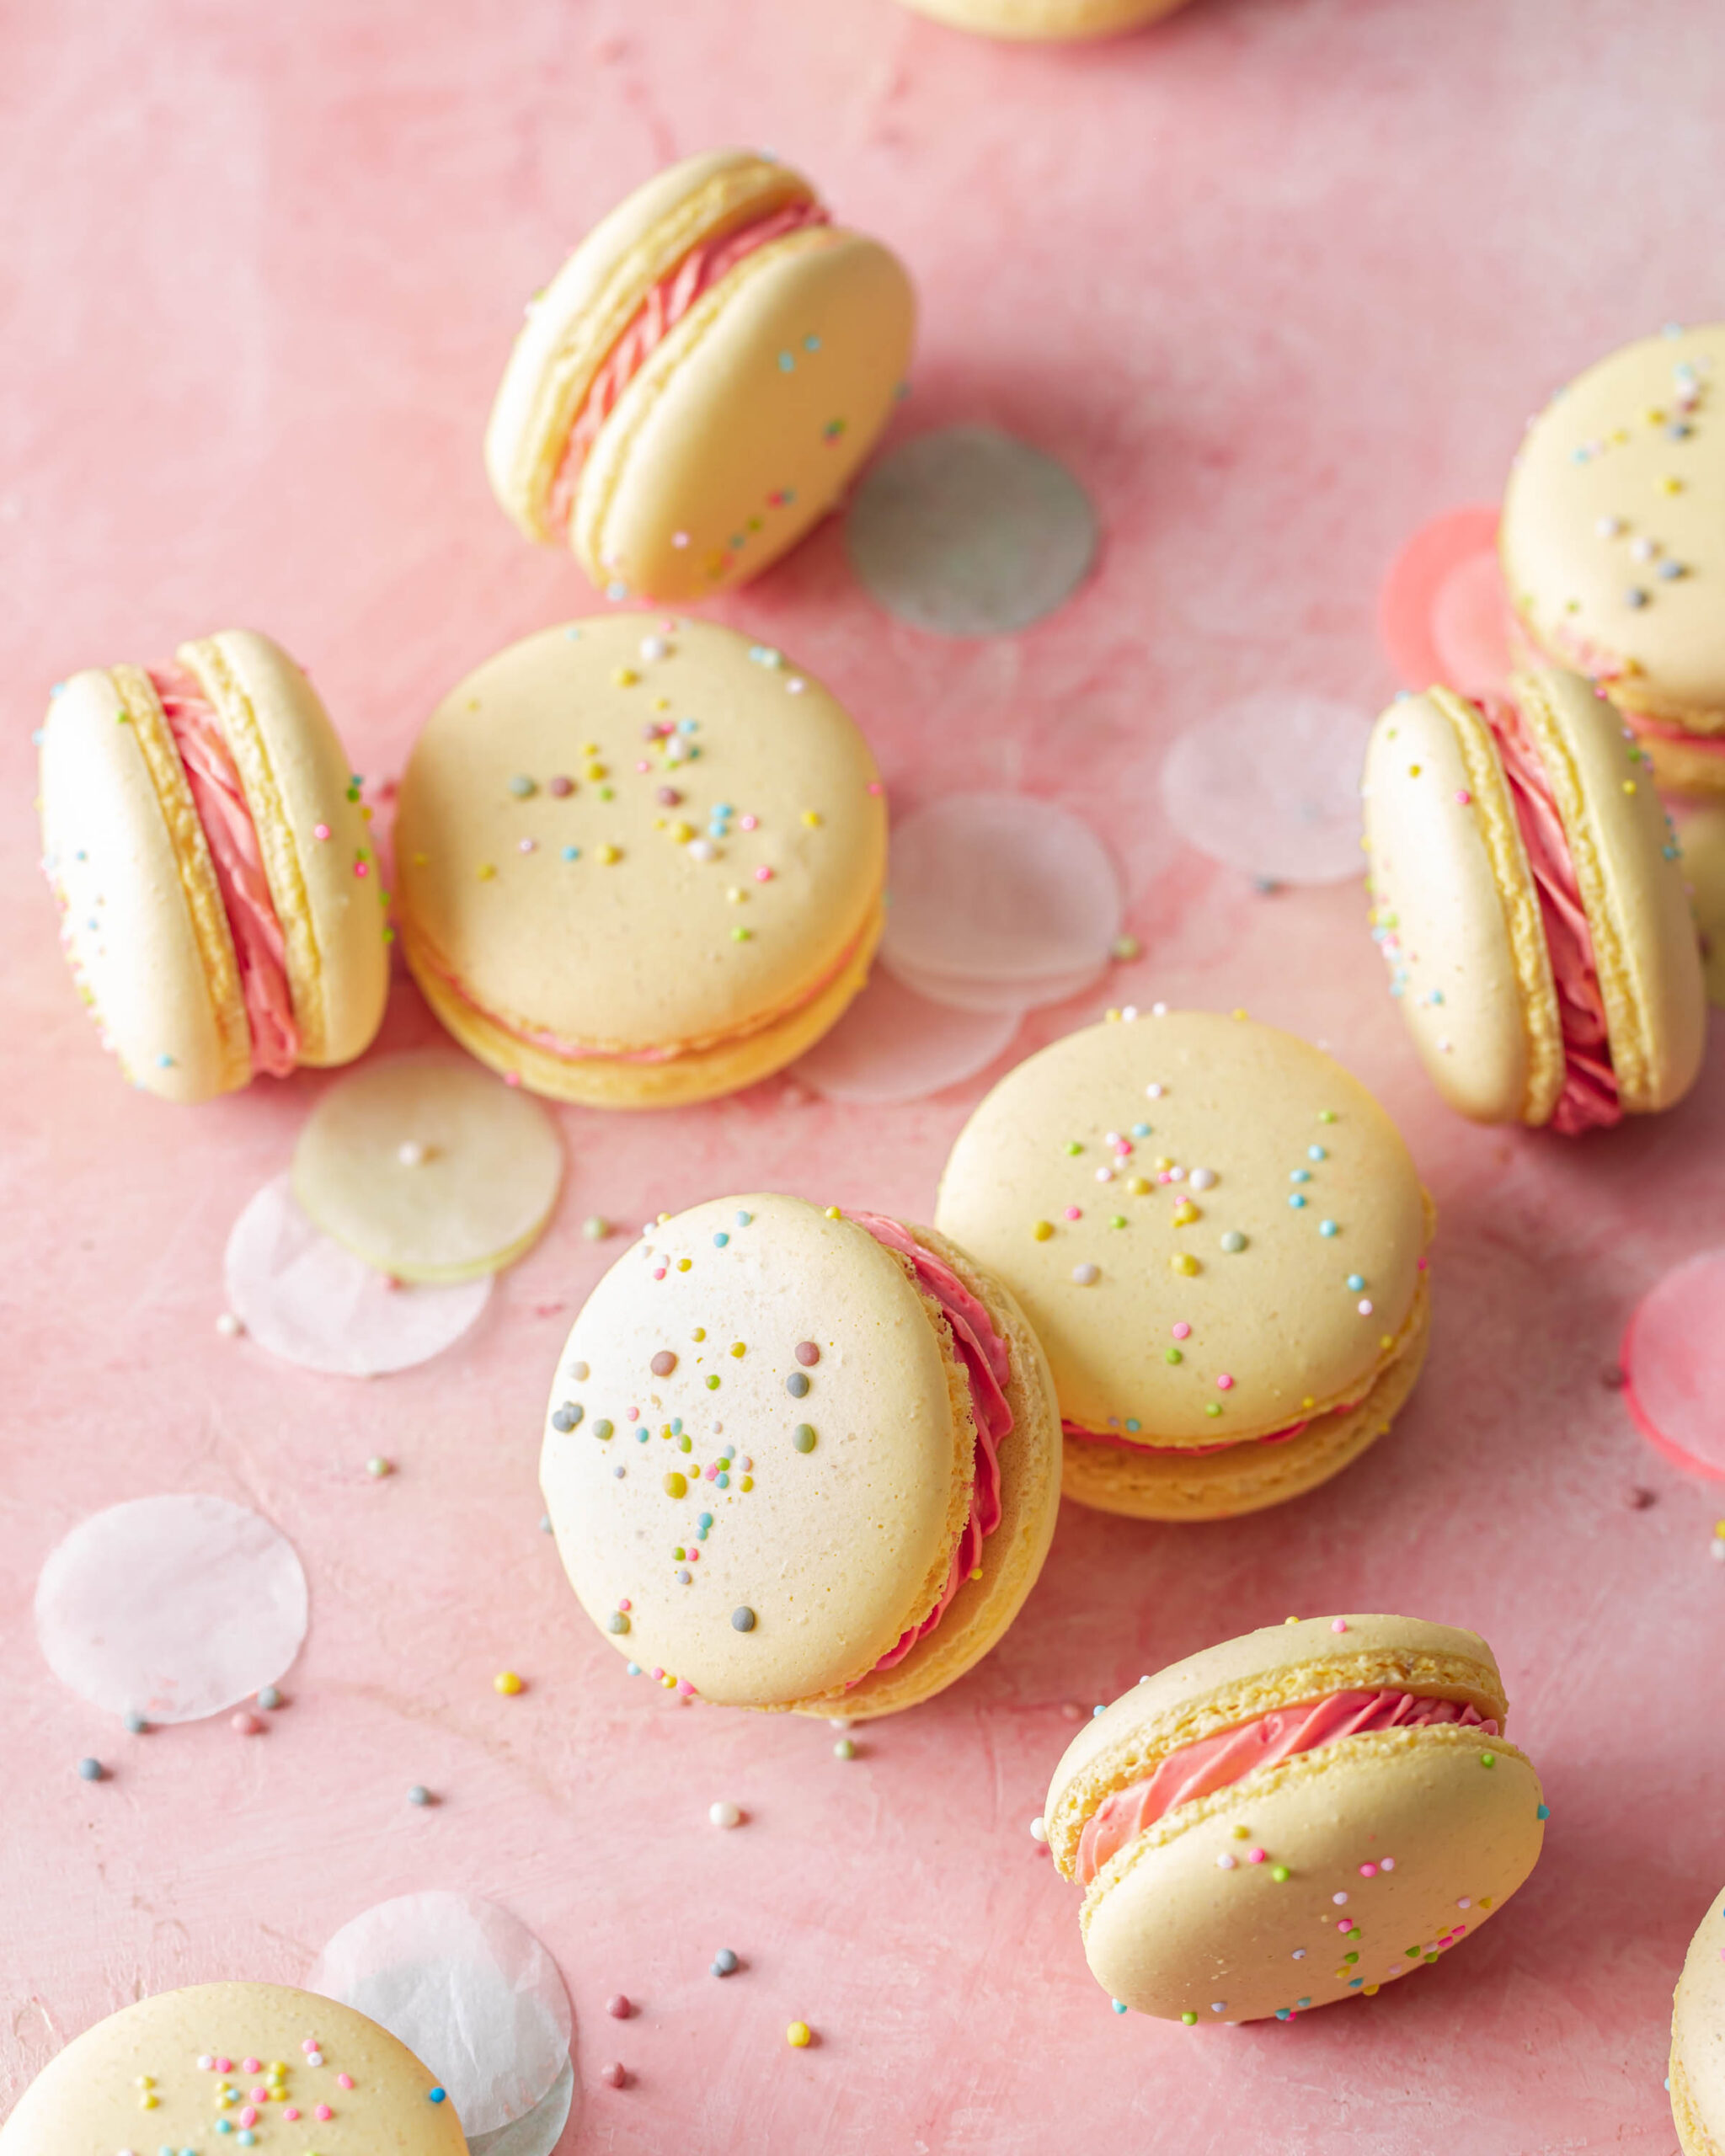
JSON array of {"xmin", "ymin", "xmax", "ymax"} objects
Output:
[
  {"xmin": 601, "ymin": 2061, "xmax": 628, "ymax": 2089},
  {"xmin": 1359, "ymin": 1862, "xmax": 1379, "ymax": 1877},
  {"xmin": 1172, "ymin": 1322, "xmax": 1191, "ymax": 1340},
  {"xmin": 1332, "ymin": 1619, "xmax": 1349, "ymax": 1634},
  {"xmin": 216, "ymin": 2057, "xmax": 233, "ymax": 2073},
  {"xmin": 1064, "ymin": 1206, "xmax": 1081, "ymax": 1221},
  {"xmin": 607, "ymin": 1993, "xmax": 633, "ymax": 2019},
  {"xmin": 1245, "ymin": 1846, "xmax": 1266, "ymax": 1865},
  {"xmin": 251, "ymin": 2084, "xmax": 268, "ymax": 2100},
  {"xmin": 1216, "ymin": 1374, "xmax": 1234, "ymax": 1391},
  {"xmin": 315, "ymin": 2104, "xmax": 334, "ymax": 2121},
  {"xmin": 302, "ymin": 2039, "xmax": 318, "ymax": 2055},
  {"xmin": 312, "ymin": 822, "xmax": 330, "ymax": 841},
  {"xmin": 243, "ymin": 2058, "xmax": 261, "ymax": 2074},
  {"xmin": 239, "ymin": 2107, "xmax": 258, "ymax": 2128},
  {"xmin": 284, "ymin": 2106, "xmax": 300, "ymax": 2121},
  {"xmin": 232, "ymin": 1710, "xmax": 264, "ymax": 1735},
  {"xmin": 740, "ymin": 814, "xmax": 758, "ymax": 830},
  {"xmin": 336, "ymin": 2073, "xmax": 354, "ymax": 2089},
  {"xmin": 755, "ymin": 865, "xmax": 773, "ymax": 882}
]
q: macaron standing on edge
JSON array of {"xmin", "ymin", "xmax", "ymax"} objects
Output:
[
  {"xmin": 1043, "ymin": 1616, "xmax": 1546, "ymax": 2024},
  {"xmin": 485, "ymin": 147, "xmax": 916, "ymax": 604},
  {"xmin": 393, "ymin": 616, "xmax": 887, "ymax": 1108},
  {"xmin": 37, "ymin": 628, "xmax": 389, "ymax": 1103},
  {"xmin": 892, "ymin": 0, "xmax": 1196, "ymax": 37},
  {"xmin": 1362, "ymin": 666, "xmax": 1705, "ymax": 1134},
  {"xmin": 1670, "ymin": 1883, "xmax": 1725, "ymax": 2153},
  {"xmin": 0, "ymin": 1982, "xmax": 467, "ymax": 2153},
  {"xmin": 539, "ymin": 1193, "xmax": 1062, "ymax": 1719},
  {"xmin": 934, "ymin": 1011, "xmax": 1434, "ymax": 1521},
  {"xmin": 1500, "ymin": 323, "xmax": 1725, "ymax": 792}
]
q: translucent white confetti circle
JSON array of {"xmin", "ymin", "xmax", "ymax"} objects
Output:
[
  {"xmin": 1622, "ymin": 1249, "xmax": 1725, "ymax": 1477},
  {"xmin": 309, "ymin": 1892, "xmax": 572, "ymax": 2137},
  {"xmin": 845, "ymin": 424, "xmax": 1098, "ymax": 636},
  {"xmin": 792, "ymin": 967, "xmax": 1021, "ymax": 1103},
  {"xmin": 225, "ymin": 1176, "xmax": 492, "ymax": 1377},
  {"xmin": 35, "ymin": 1495, "xmax": 308, "ymax": 1722},
  {"xmin": 467, "ymin": 2056, "xmax": 574, "ymax": 2156},
  {"xmin": 880, "ymin": 793, "xmax": 1123, "ymax": 1012},
  {"xmin": 1161, "ymin": 692, "xmax": 1374, "ymax": 884}
]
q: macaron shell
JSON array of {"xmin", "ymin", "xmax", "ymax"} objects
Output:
[
  {"xmin": 394, "ymin": 617, "xmax": 885, "ymax": 1090},
  {"xmin": 183, "ymin": 629, "xmax": 388, "ymax": 1069},
  {"xmin": 1500, "ymin": 324, "xmax": 1725, "ymax": 732},
  {"xmin": 816, "ymin": 1223, "xmax": 1063, "ymax": 1721},
  {"xmin": 1672, "ymin": 1885, "xmax": 1725, "ymax": 2152},
  {"xmin": 1078, "ymin": 1726, "xmax": 1543, "ymax": 2023},
  {"xmin": 1059, "ymin": 1275, "xmax": 1430, "ymax": 1520},
  {"xmin": 573, "ymin": 227, "xmax": 915, "ymax": 602},
  {"xmin": 895, "ymin": 0, "xmax": 1193, "ymax": 36},
  {"xmin": 485, "ymin": 148, "xmax": 814, "ymax": 542},
  {"xmin": 0, "ymin": 1980, "xmax": 466, "ymax": 2153},
  {"xmin": 1675, "ymin": 804, "xmax": 1725, "ymax": 1007},
  {"xmin": 1363, "ymin": 688, "xmax": 1562, "ymax": 1125},
  {"xmin": 410, "ymin": 890, "xmax": 884, "ymax": 1108},
  {"xmin": 38, "ymin": 665, "xmax": 249, "ymax": 1102},
  {"xmin": 933, "ymin": 1014, "xmax": 1429, "ymax": 1445},
  {"xmin": 1512, "ymin": 666, "xmax": 1706, "ymax": 1113},
  {"xmin": 1044, "ymin": 1614, "xmax": 1505, "ymax": 1870},
  {"xmin": 540, "ymin": 1195, "xmax": 974, "ymax": 1708}
]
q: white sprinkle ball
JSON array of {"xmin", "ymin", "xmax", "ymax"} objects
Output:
[
  {"xmin": 1072, "ymin": 1263, "xmax": 1100, "ymax": 1285},
  {"xmin": 398, "ymin": 1139, "xmax": 427, "ymax": 1166},
  {"xmin": 709, "ymin": 1800, "xmax": 743, "ymax": 1830},
  {"xmin": 1029, "ymin": 1815, "xmax": 1047, "ymax": 1843},
  {"xmin": 1188, "ymin": 1166, "xmax": 1217, "ymax": 1191},
  {"xmin": 215, "ymin": 1311, "xmax": 243, "ymax": 1338}
]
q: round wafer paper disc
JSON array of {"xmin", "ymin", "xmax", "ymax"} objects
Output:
[
  {"xmin": 879, "ymin": 792, "xmax": 1122, "ymax": 1010},
  {"xmin": 1623, "ymin": 1249, "xmax": 1725, "ymax": 1478},
  {"xmin": 225, "ymin": 1176, "xmax": 492, "ymax": 1376},
  {"xmin": 845, "ymin": 424, "xmax": 1097, "ymax": 636},
  {"xmin": 792, "ymin": 965, "xmax": 1021, "ymax": 1102},
  {"xmin": 310, "ymin": 1892, "xmax": 572, "ymax": 2137},
  {"xmin": 35, "ymin": 1495, "xmax": 308, "ymax": 1722},
  {"xmin": 1161, "ymin": 691, "xmax": 1373, "ymax": 884},
  {"xmin": 467, "ymin": 2059, "xmax": 575, "ymax": 2156},
  {"xmin": 1380, "ymin": 504, "xmax": 1512, "ymax": 697},
  {"xmin": 293, "ymin": 1051, "xmax": 563, "ymax": 1283}
]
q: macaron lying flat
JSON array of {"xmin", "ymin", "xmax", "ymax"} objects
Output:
[
  {"xmin": 1500, "ymin": 324, "xmax": 1725, "ymax": 792},
  {"xmin": 0, "ymin": 1981, "xmax": 466, "ymax": 2153},
  {"xmin": 1671, "ymin": 1885, "xmax": 1725, "ymax": 2152},
  {"xmin": 1043, "ymin": 1615, "xmax": 1546, "ymax": 2024},
  {"xmin": 539, "ymin": 1193, "xmax": 1060, "ymax": 1718},
  {"xmin": 934, "ymin": 1012, "xmax": 1433, "ymax": 1522},
  {"xmin": 894, "ymin": 0, "xmax": 1194, "ymax": 35},
  {"xmin": 1363, "ymin": 666, "xmax": 1705, "ymax": 1134},
  {"xmin": 393, "ymin": 617, "xmax": 887, "ymax": 1107},
  {"xmin": 486, "ymin": 147, "xmax": 915, "ymax": 604},
  {"xmin": 38, "ymin": 629, "xmax": 389, "ymax": 1102}
]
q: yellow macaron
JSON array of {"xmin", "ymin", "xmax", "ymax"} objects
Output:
[
  {"xmin": 539, "ymin": 1194, "xmax": 1061, "ymax": 1718},
  {"xmin": 393, "ymin": 616, "xmax": 886, "ymax": 1107},
  {"xmin": 934, "ymin": 1011, "xmax": 1433, "ymax": 1522},
  {"xmin": 1043, "ymin": 1615, "xmax": 1546, "ymax": 2024},
  {"xmin": 893, "ymin": 0, "xmax": 1195, "ymax": 36},
  {"xmin": 485, "ymin": 147, "xmax": 915, "ymax": 603},
  {"xmin": 1671, "ymin": 1884, "xmax": 1725, "ymax": 2152},
  {"xmin": 1500, "ymin": 324, "xmax": 1725, "ymax": 792},
  {"xmin": 1363, "ymin": 667, "xmax": 1705, "ymax": 1132},
  {"xmin": 37, "ymin": 628, "xmax": 389, "ymax": 1102}
]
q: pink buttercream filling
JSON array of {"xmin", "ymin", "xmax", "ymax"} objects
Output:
[
  {"xmin": 848, "ymin": 1214, "xmax": 1012, "ymax": 1676},
  {"xmin": 1483, "ymin": 692, "xmax": 1621, "ymax": 1136},
  {"xmin": 152, "ymin": 667, "xmax": 299, "ymax": 1078},
  {"xmin": 1060, "ymin": 1411, "xmax": 1349, "ymax": 1459},
  {"xmin": 1625, "ymin": 712, "xmax": 1725, "ymax": 750},
  {"xmin": 1075, "ymin": 1689, "xmax": 1498, "ymax": 1887},
  {"xmin": 545, "ymin": 198, "xmax": 831, "ymax": 536}
]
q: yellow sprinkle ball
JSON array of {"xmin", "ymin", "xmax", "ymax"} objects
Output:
[
  {"xmin": 1032, "ymin": 1220, "xmax": 1054, "ymax": 1241},
  {"xmin": 787, "ymin": 2021, "xmax": 812, "ymax": 2049},
  {"xmin": 494, "ymin": 1671, "xmax": 524, "ymax": 1695}
]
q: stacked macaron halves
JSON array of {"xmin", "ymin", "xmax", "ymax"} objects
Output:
[
  {"xmin": 539, "ymin": 1193, "xmax": 1061, "ymax": 1719},
  {"xmin": 1043, "ymin": 1616, "xmax": 1546, "ymax": 2024},
  {"xmin": 1364, "ymin": 666, "xmax": 1705, "ymax": 1133},
  {"xmin": 486, "ymin": 147, "xmax": 915, "ymax": 604},
  {"xmin": 1671, "ymin": 1884, "xmax": 1725, "ymax": 2153},
  {"xmin": 38, "ymin": 628, "xmax": 389, "ymax": 1102}
]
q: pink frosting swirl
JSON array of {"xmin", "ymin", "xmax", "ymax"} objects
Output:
[
  {"xmin": 152, "ymin": 667, "xmax": 299, "ymax": 1078},
  {"xmin": 1075, "ymin": 1689, "xmax": 1498, "ymax": 1886}
]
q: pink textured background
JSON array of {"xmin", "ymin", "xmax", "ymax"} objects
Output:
[{"xmin": 4, "ymin": 3, "xmax": 1725, "ymax": 2149}]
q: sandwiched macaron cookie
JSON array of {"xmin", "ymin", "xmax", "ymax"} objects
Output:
[
  {"xmin": 934, "ymin": 1012, "xmax": 1433, "ymax": 1522},
  {"xmin": 893, "ymin": 0, "xmax": 1194, "ymax": 36},
  {"xmin": 1363, "ymin": 667, "xmax": 1705, "ymax": 1134},
  {"xmin": 486, "ymin": 148, "xmax": 915, "ymax": 603},
  {"xmin": 37, "ymin": 629, "xmax": 389, "ymax": 1102},
  {"xmin": 1043, "ymin": 1615, "xmax": 1546, "ymax": 2024},
  {"xmin": 1500, "ymin": 325, "xmax": 1725, "ymax": 792},
  {"xmin": 539, "ymin": 1193, "xmax": 1061, "ymax": 1718},
  {"xmin": 394, "ymin": 618, "xmax": 886, "ymax": 1107},
  {"xmin": 0, "ymin": 1981, "xmax": 466, "ymax": 2153},
  {"xmin": 1671, "ymin": 1884, "xmax": 1725, "ymax": 2152}
]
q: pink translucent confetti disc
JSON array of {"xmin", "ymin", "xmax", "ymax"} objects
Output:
[
  {"xmin": 309, "ymin": 1892, "xmax": 572, "ymax": 2137},
  {"xmin": 884, "ymin": 952, "xmax": 1106, "ymax": 1015},
  {"xmin": 792, "ymin": 967, "xmax": 1021, "ymax": 1103},
  {"xmin": 879, "ymin": 793, "xmax": 1124, "ymax": 1004},
  {"xmin": 225, "ymin": 1176, "xmax": 491, "ymax": 1377},
  {"xmin": 1379, "ymin": 505, "xmax": 1508, "ymax": 695},
  {"xmin": 1161, "ymin": 692, "xmax": 1373, "ymax": 884},
  {"xmin": 35, "ymin": 1495, "xmax": 308, "ymax": 1722},
  {"xmin": 1622, "ymin": 1249, "xmax": 1725, "ymax": 1477}
]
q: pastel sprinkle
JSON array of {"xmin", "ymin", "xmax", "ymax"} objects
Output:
[{"xmin": 494, "ymin": 1670, "xmax": 524, "ymax": 1694}]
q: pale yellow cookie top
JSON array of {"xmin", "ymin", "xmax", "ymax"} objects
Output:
[
  {"xmin": 0, "ymin": 1982, "xmax": 466, "ymax": 2153},
  {"xmin": 540, "ymin": 1194, "xmax": 975, "ymax": 1708},
  {"xmin": 894, "ymin": 0, "xmax": 1192, "ymax": 36},
  {"xmin": 1674, "ymin": 1882, "xmax": 1725, "ymax": 2148},
  {"xmin": 1501, "ymin": 325, "xmax": 1725, "ymax": 728},
  {"xmin": 934, "ymin": 1013, "xmax": 1429, "ymax": 1445},
  {"xmin": 394, "ymin": 617, "xmax": 885, "ymax": 1059}
]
